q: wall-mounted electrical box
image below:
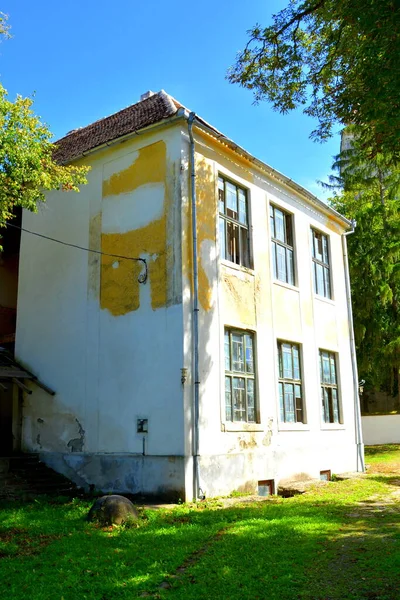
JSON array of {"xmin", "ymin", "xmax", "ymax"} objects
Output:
[{"xmin": 137, "ymin": 418, "xmax": 148, "ymax": 433}]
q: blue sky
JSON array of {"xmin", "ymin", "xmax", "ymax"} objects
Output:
[{"xmin": 0, "ymin": 0, "xmax": 340, "ymax": 200}]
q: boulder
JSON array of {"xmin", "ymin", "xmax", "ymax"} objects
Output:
[{"xmin": 87, "ymin": 494, "xmax": 138, "ymax": 525}]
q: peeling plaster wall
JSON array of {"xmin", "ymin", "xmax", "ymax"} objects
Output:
[
  {"xmin": 16, "ymin": 126, "xmax": 186, "ymax": 496},
  {"xmin": 181, "ymin": 128, "xmax": 358, "ymax": 498}
]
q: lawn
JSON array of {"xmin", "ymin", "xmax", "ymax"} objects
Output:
[{"xmin": 1, "ymin": 446, "xmax": 400, "ymax": 600}]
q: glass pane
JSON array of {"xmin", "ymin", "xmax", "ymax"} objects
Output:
[
  {"xmin": 313, "ymin": 262, "xmax": 318, "ymax": 294},
  {"xmin": 224, "ymin": 330, "xmax": 230, "ymax": 371},
  {"xmin": 238, "ymin": 189, "xmax": 247, "ymax": 225},
  {"xmin": 226, "ymin": 182, "xmax": 238, "ymax": 220},
  {"xmin": 286, "ymin": 248, "xmax": 294, "ymax": 285},
  {"xmin": 332, "ymin": 388, "xmax": 339, "ymax": 423},
  {"xmin": 240, "ymin": 227, "xmax": 250, "ymax": 268},
  {"xmin": 232, "ymin": 334, "xmax": 244, "ymax": 372},
  {"xmin": 285, "ymin": 214, "xmax": 293, "ymax": 247},
  {"xmin": 322, "ymin": 352, "xmax": 331, "ymax": 383},
  {"xmin": 330, "ymin": 354, "xmax": 336, "ymax": 384},
  {"xmin": 279, "ymin": 382, "xmax": 285, "ymax": 422},
  {"xmin": 274, "ymin": 208, "xmax": 285, "ymax": 242},
  {"xmin": 322, "ymin": 235, "xmax": 329, "ymax": 265},
  {"xmin": 295, "ymin": 385, "xmax": 303, "ymax": 423},
  {"xmin": 315, "ymin": 231, "xmax": 323, "ymax": 261},
  {"xmin": 272, "ymin": 242, "xmax": 277, "ymax": 279},
  {"xmin": 233, "ymin": 377, "xmax": 246, "ymax": 421},
  {"xmin": 270, "ymin": 206, "xmax": 275, "ymax": 238},
  {"xmin": 282, "ymin": 343, "xmax": 293, "ymax": 379},
  {"xmin": 324, "ymin": 266, "xmax": 331, "ymax": 299},
  {"xmin": 316, "ymin": 263, "xmax": 324, "ymax": 296},
  {"xmin": 311, "ymin": 229, "xmax": 316, "ymax": 258},
  {"xmin": 293, "ymin": 345, "xmax": 300, "ymax": 380},
  {"xmin": 219, "ymin": 217, "xmax": 226, "ymax": 261},
  {"xmin": 225, "ymin": 377, "xmax": 232, "ymax": 421},
  {"xmin": 247, "ymin": 379, "xmax": 255, "ymax": 422},
  {"xmin": 284, "ymin": 383, "xmax": 295, "ymax": 422},
  {"xmin": 276, "ymin": 244, "xmax": 287, "ymax": 281},
  {"xmin": 245, "ymin": 335, "xmax": 254, "ymax": 373},
  {"xmin": 226, "ymin": 221, "xmax": 240, "ymax": 264},
  {"xmin": 218, "ymin": 178, "xmax": 225, "ymax": 214},
  {"xmin": 322, "ymin": 387, "xmax": 329, "ymax": 422}
]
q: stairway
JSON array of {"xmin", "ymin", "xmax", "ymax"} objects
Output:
[{"xmin": 0, "ymin": 454, "xmax": 82, "ymax": 499}]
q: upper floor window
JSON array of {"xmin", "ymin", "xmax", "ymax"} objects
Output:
[
  {"xmin": 218, "ymin": 176, "xmax": 251, "ymax": 268},
  {"xmin": 277, "ymin": 341, "xmax": 304, "ymax": 423},
  {"xmin": 311, "ymin": 229, "xmax": 331, "ymax": 298},
  {"xmin": 320, "ymin": 350, "xmax": 340, "ymax": 423},
  {"xmin": 270, "ymin": 205, "xmax": 295, "ymax": 285},
  {"xmin": 224, "ymin": 329, "xmax": 256, "ymax": 422}
]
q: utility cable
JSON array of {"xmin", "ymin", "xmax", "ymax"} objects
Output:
[{"xmin": 0, "ymin": 219, "xmax": 148, "ymax": 283}]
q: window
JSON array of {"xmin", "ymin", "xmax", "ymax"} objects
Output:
[
  {"xmin": 224, "ymin": 329, "xmax": 256, "ymax": 422},
  {"xmin": 320, "ymin": 350, "xmax": 340, "ymax": 423},
  {"xmin": 219, "ymin": 176, "xmax": 251, "ymax": 268},
  {"xmin": 277, "ymin": 341, "xmax": 304, "ymax": 423},
  {"xmin": 311, "ymin": 229, "xmax": 331, "ymax": 298},
  {"xmin": 270, "ymin": 205, "xmax": 295, "ymax": 285}
]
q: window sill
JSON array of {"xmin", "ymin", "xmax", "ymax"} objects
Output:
[
  {"xmin": 314, "ymin": 295, "xmax": 335, "ymax": 306},
  {"xmin": 320, "ymin": 423, "xmax": 345, "ymax": 430},
  {"xmin": 273, "ymin": 280, "xmax": 300, "ymax": 293},
  {"xmin": 221, "ymin": 422, "xmax": 264, "ymax": 432},
  {"xmin": 221, "ymin": 260, "xmax": 255, "ymax": 277},
  {"xmin": 278, "ymin": 422, "xmax": 310, "ymax": 432}
]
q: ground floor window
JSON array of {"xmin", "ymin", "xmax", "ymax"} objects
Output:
[
  {"xmin": 320, "ymin": 350, "xmax": 340, "ymax": 423},
  {"xmin": 224, "ymin": 329, "xmax": 256, "ymax": 422},
  {"xmin": 277, "ymin": 341, "xmax": 305, "ymax": 423}
]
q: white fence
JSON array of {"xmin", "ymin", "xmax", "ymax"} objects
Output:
[{"xmin": 362, "ymin": 415, "xmax": 400, "ymax": 445}]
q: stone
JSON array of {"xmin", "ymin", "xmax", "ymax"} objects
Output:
[{"xmin": 87, "ymin": 494, "xmax": 139, "ymax": 525}]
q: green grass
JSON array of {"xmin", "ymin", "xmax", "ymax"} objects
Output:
[{"xmin": 1, "ymin": 446, "xmax": 400, "ymax": 599}]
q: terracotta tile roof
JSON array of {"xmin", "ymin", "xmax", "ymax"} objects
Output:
[{"xmin": 54, "ymin": 91, "xmax": 180, "ymax": 164}]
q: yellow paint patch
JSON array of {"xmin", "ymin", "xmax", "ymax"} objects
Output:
[
  {"xmin": 196, "ymin": 156, "xmax": 217, "ymax": 312},
  {"xmin": 222, "ymin": 270, "xmax": 256, "ymax": 327},
  {"xmin": 103, "ymin": 142, "xmax": 166, "ymax": 197},
  {"xmin": 100, "ymin": 141, "xmax": 169, "ymax": 315}
]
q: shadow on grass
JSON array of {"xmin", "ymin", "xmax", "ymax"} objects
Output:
[
  {"xmin": 365, "ymin": 444, "xmax": 400, "ymax": 457},
  {"xmin": 1, "ymin": 489, "xmax": 400, "ymax": 600}
]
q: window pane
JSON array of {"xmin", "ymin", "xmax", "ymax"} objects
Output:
[
  {"xmin": 286, "ymin": 248, "xmax": 294, "ymax": 285},
  {"xmin": 324, "ymin": 266, "xmax": 331, "ymax": 299},
  {"xmin": 240, "ymin": 227, "xmax": 250, "ymax": 268},
  {"xmin": 272, "ymin": 242, "xmax": 277, "ymax": 279},
  {"xmin": 322, "ymin": 352, "xmax": 331, "ymax": 383},
  {"xmin": 225, "ymin": 377, "xmax": 232, "ymax": 421},
  {"xmin": 232, "ymin": 334, "xmax": 244, "ymax": 372},
  {"xmin": 238, "ymin": 189, "xmax": 247, "ymax": 225},
  {"xmin": 285, "ymin": 214, "xmax": 293, "ymax": 247},
  {"xmin": 247, "ymin": 379, "xmax": 255, "ymax": 422},
  {"xmin": 295, "ymin": 384, "xmax": 303, "ymax": 423},
  {"xmin": 224, "ymin": 330, "xmax": 230, "ymax": 371},
  {"xmin": 284, "ymin": 383, "xmax": 295, "ymax": 422},
  {"xmin": 279, "ymin": 382, "xmax": 285, "ymax": 422},
  {"xmin": 270, "ymin": 206, "xmax": 275, "ymax": 238},
  {"xmin": 322, "ymin": 387, "xmax": 329, "ymax": 422},
  {"xmin": 316, "ymin": 263, "xmax": 324, "ymax": 296},
  {"xmin": 282, "ymin": 343, "xmax": 293, "ymax": 379},
  {"xmin": 276, "ymin": 244, "xmax": 287, "ymax": 281},
  {"xmin": 293, "ymin": 345, "xmax": 300, "ymax": 380},
  {"xmin": 322, "ymin": 235, "xmax": 329, "ymax": 264},
  {"xmin": 315, "ymin": 231, "xmax": 323, "ymax": 261},
  {"xmin": 332, "ymin": 388, "xmax": 339, "ymax": 423},
  {"xmin": 219, "ymin": 217, "xmax": 226, "ymax": 261},
  {"xmin": 218, "ymin": 178, "xmax": 225, "ymax": 214},
  {"xmin": 274, "ymin": 208, "xmax": 285, "ymax": 242},
  {"xmin": 233, "ymin": 377, "xmax": 246, "ymax": 421},
  {"xmin": 226, "ymin": 182, "xmax": 238, "ymax": 220},
  {"xmin": 330, "ymin": 354, "xmax": 336, "ymax": 384},
  {"xmin": 311, "ymin": 230, "xmax": 316, "ymax": 259},
  {"xmin": 245, "ymin": 335, "xmax": 254, "ymax": 373},
  {"xmin": 226, "ymin": 221, "xmax": 240, "ymax": 264}
]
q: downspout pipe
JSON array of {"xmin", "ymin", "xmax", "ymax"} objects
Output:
[
  {"xmin": 342, "ymin": 221, "xmax": 365, "ymax": 472},
  {"xmin": 187, "ymin": 112, "xmax": 205, "ymax": 500}
]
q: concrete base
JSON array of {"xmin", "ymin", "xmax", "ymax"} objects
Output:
[{"xmin": 38, "ymin": 452, "xmax": 186, "ymax": 502}]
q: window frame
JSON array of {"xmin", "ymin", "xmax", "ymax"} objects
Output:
[
  {"xmin": 277, "ymin": 340, "xmax": 305, "ymax": 424},
  {"xmin": 270, "ymin": 204, "xmax": 296, "ymax": 286},
  {"xmin": 319, "ymin": 349, "xmax": 342, "ymax": 424},
  {"xmin": 311, "ymin": 228, "xmax": 332, "ymax": 299},
  {"xmin": 218, "ymin": 175, "xmax": 252, "ymax": 269},
  {"xmin": 224, "ymin": 328, "xmax": 257, "ymax": 424}
]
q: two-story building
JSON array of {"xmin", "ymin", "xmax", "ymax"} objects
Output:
[{"xmin": 6, "ymin": 90, "xmax": 363, "ymax": 500}]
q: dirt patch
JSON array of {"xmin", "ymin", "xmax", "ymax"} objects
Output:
[{"xmin": 0, "ymin": 527, "xmax": 61, "ymax": 558}]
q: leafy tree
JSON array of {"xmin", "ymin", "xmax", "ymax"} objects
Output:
[
  {"xmin": 330, "ymin": 140, "xmax": 400, "ymax": 395},
  {"xmin": 0, "ymin": 15, "xmax": 88, "ymax": 232},
  {"xmin": 229, "ymin": 0, "xmax": 400, "ymax": 160}
]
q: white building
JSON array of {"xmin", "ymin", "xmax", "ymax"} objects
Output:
[{"xmin": 6, "ymin": 90, "xmax": 363, "ymax": 500}]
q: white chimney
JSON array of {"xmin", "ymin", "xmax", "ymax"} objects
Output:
[{"xmin": 140, "ymin": 90, "xmax": 155, "ymax": 101}]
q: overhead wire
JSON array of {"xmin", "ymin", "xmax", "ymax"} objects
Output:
[{"xmin": 0, "ymin": 219, "xmax": 148, "ymax": 283}]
